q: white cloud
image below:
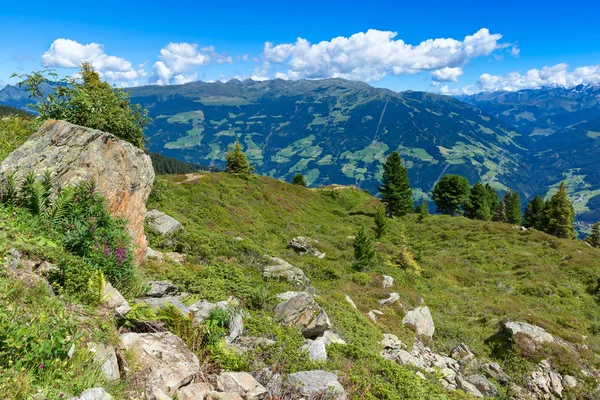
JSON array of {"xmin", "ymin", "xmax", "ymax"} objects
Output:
[
  {"xmin": 42, "ymin": 39, "xmax": 140, "ymax": 81},
  {"xmin": 0, "ymin": 79, "xmax": 4, "ymax": 89},
  {"xmin": 510, "ymin": 45, "xmax": 520, "ymax": 58},
  {"xmin": 262, "ymin": 28, "xmax": 507, "ymax": 82},
  {"xmin": 476, "ymin": 63, "xmax": 600, "ymax": 92},
  {"xmin": 439, "ymin": 84, "xmax": 476, "ymax": 95},
  {"xmin": 431, "ymin": 67, "xmax": 463, "ymax": 82},
  {"xmin": 150, "ymin": 42, "xmax": 232, "ymax": 85}
]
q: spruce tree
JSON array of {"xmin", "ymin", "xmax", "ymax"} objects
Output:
[
  {"xmin": 432, "ymin": 174, "xmax": 471, "ymax": 216},
  {"xmin": 586, "ymin": 222, "xmax": 600, "ymax": 248},
  {"xmin": 544, "ymin": 182, "xmax": 576, "ymax": 239},
  {"xmin": 417, "ymin": 200, "xmax": 429, "ymax": 223},
  {"xmin": 291, "ymin": 173, "xmax": 307, "ymax": 186},
  {"xmin": 353, "ymin": 225, "xmax": 376, "ymax": 271},
  {"xmin": 378, "ymin": 151, "xmax": 413, "ymax": 217},
  {"xmin": 484, "ymin": 184, "xmax": 500, "ymax": 213},
  {"xmin": 523, "ymin": 195, "xmax": 545, "ymax": 229},
  {"xmin": 373, "ymin": 207, "xmax": 389, "ymax": 239},
  {"xmin": 504, "ymin": 191, "xmax": 522, "ymax": 224},
  {"xmin": 226, "ymin": 139, "xmax": 254, "ymax": 178},
  {"xmin": 464, "ymin": 182, "xmax": 492, "ymax": 220},
  {"xmin": 493, "ymin": 200, "xmax": 508, "ymax": 222}
]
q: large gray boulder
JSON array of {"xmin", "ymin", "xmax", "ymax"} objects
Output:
[
  {"xmin": 0, "ymin": 120, "xmax": 154, "ymax": 263},
  {"xmin": 402, "ymin": 306, "xmax": 435, "ymax": 338},
  {"xmin": 120, "ymin": 332, "xmax": 200, "ymax": 397},
  {"xmin": 217, "ymin": 372, "xmax": 267, "ymax": 400},
  {"xmin": 502, "ymin": 321, "xmax": 555, "ymax": 344},
  {"xmin": 146, "ymin": 210, "xmax": 183, "ymax": 236},
  {"xmin": 286, "ymin": 371, "xmax": 346, "ymax": 399},
  {"xmin": 263, "ymin": 257, "xmax": 311, "ymax": 287},
  {"xmin": 275, "ymin": 292, "xmax": 331, "ymax": 338}
]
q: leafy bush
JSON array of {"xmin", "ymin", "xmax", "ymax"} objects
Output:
[{"xmin": 13, "ymin": 63, "xmax": 150, "ymax": 148}]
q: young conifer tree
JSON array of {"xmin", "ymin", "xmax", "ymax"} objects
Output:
[
  {"xmin": 226, "ymin": 139, "xmax": 254, "ymax": 178},
  {"xmin": 373, "ymin": 206, "xmax": 389, "ymax": 239},
  {"xmin": 353, "ymin": 225, "xmax": 376, "ymax": 271},
  {"xmin": 378, "ymin": 151, "xmax": 413, "ymax": 217},
  {"xmin": 544, "ymin": 182, "xmax": 576, "ymax": 239}
]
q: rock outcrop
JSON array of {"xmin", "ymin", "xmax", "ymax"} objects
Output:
[
  {"xmin": 274, "ymin": 292, "xmax": 331, "ymax": 338},
  {"xmin": 146, "ymin": 280, "xmax": 179, "ymax": 297},
  {"xmin": 287, "ymin": 236, "xmax": 326, "ymax": 258},
  {"xmin": 0, "ymin": 120, "xmax": 154, "ymax": 263},
  {"xmin": 263, "ymin": 257, "xmax": 311, "ymax": 287}
]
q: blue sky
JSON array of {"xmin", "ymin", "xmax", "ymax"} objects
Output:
[{"xmin": 1, "ymin": 0, "xmax": 599, "ymax": 93}]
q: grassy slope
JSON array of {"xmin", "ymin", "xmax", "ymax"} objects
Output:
[{"xmin": 144, "ymin": 172, "xmax": 600, "ymax": 398}]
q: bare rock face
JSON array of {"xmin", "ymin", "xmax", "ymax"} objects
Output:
[{"xmin": 0, "ymin": 120, "xmax": 154, "ymax": 263}]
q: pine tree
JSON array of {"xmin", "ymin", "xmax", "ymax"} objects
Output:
[
  {"xmin": 417, "ymin": 200, "xmax": 429, "ymax": 223},
  {"xmin": 432, "ymin": 174, "xmax": 471, "ymax": 216},
  {"xmin": 504, "ymin": 191, "xmax": 522, "ymax": 224},
  {"xmin": 378, "ymin": 151, "xmax": 413, "ymax": 217},
  {"xmin": 493, "ymin": 200, "xmax": 508, "ymax": 222},
  {"xmin": 464, "ymin": 182, "xmax": 492, "ymax": 220},
  {"xmin": 353, "ymin": 225, "xmax": 376, "ymax": 271},
  {"xmin": 291, "ymin": 173, "xmax": 307, "ymax": 186},
  {"xmin": 373, "ymin": 207, "xmax": 389, "ymax": 239},
  {"xmin": 586, "ymin": 222, "xmax": 600, "ymax": 248},
  {"xmin": 484, "ymin": 184, "xmax": 500, "ymax": 213},
  {"xmin": 523, "ymin": 195, "xmax": 545, "ymax": 229},
  {"xmin": 544, "ymin": 182, "xmax": 576, "ymax": 239},
  {"xmin": 225, "ymin": 139, "xmax": 254, "ymax": 178}
]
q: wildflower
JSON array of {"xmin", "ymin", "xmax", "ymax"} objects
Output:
[{"xmin": 39, "ymin": 363, "xmax": 45, "ymax": 369}]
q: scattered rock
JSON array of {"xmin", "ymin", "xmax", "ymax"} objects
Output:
[
  {"xmin": 380, "ymin": 333, "xmax": 406, "ymax": 350},
  {"xmin": 217, "ymin": 372, "xmax": 267, "ymax": 400},
  {"xmin": 274, "ymin": 292, "xmax": 331, "ymax": 338},
  {"xmin": 263, "ymin": 257, "xmax": 311, "ymax": 287},
  {"xmin": 301, "ymin": 337, "xmax": 328, "ymax": 361},
  {"xmin": 455, "ymin": 376, "xmax": 484, "ymax": 398},
  {"xmin": 138, "ymin": 296, "xmax": 190, "ymax": 315},
  {"xmin": 0, "ymin": 120, "xmax": 154, "ymax": 263},
  {"xmin": 35, "ymin": 261, "xmax": 59, "ymax": 277},
  {"xmin": 231, "ymin": 336, "xmax": 276, "ymax": 352},
  {"xmin": 378, "ymin": 292, "xmax": 400, "ymax": 306},
  {"xmin": 146, "ymin": 210, "xmax": 183, "ymax": 236},
  {"xmin": 286, "ymin": 371, "xmax": 346, "ymax": 400},
  {"xmin": 287, "ymin": 236, "xmax": 326, "ymax": 258},
  {"xmin": 175, "ymin": 383, "xmax": 213, "ymax": 400},
  {"xmin": 89, "ymin": 343, "xmax": 120, "ymax": 381},
  {"xmin": 120, "ymin": 332, "xmax": 200, "ymax": 397},
  {"xmin": 481, "ymin": 361, "xmax": 510, "ymax": 383},
  {"xmin": 5, "ymin": 248, "xmax": 21, "ymax": 270},
  {"xmin": 189, "ymin": 297, "xmax": 238, "ymax": 321},
  {"xmin": 528, "ymin": 359, "xmax": 564, "ymax": 398},
  {"xmin": 465, "ymin": 374, "xmax": 499, "ymax": 398},
  {"xmin": 102, "ymin": 282, "xmax": 131, "ymax": 318},
  {"xmin": 402, "ymin": 306, "xmax": 435, "ymax": 338},
  {"xmin": 562, "ymin": 375, "xmax": 577, "ymax": 388},
  {"xmin": 344, "ymin": 294, "xmax": 357, "ymax": 309},
  {"xmin": 146, "ymin": 280, "xmax": 179, "ymax": 297},
  {"xmin": 502, "ymin": 321, "xmax": 554, "ymax": 344},
  {"xmin": 321, "ymin": 330, "xmax": 346, "ymax": 346},
  {"xmin": 228, "ymin": 312, "xmax": 244, "ymax": 345},
  {"xmin": 382, "ymin": 275, "xmax": 394, "ymax": 288},
  {"xmin": 145, "ymin": 247, "xmax": 165, "ymax": 262},
  {"xmin": 367, "ymin": 311, "xmax": 378, "ymax": 323},
  {"xmin": 71, "ymin": 388, "xmax": 114, "ymax": 400}
]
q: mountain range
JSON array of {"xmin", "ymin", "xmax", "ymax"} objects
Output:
[{"xmin": 2, "ymin": 78, "xmax": 599, "ymax": 227}]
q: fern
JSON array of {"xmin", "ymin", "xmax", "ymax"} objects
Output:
[
  {"xmin": 18, "ymin": 171, "xmax": 52, "ymax": 216},
  {"xmin": 87, "ymin": 269, "xmax": 106, "ymax": 304},
  {"xmin": 120, "ymin": 303, "xmax": 158, "ymax": 330},
  {"xmin": 46, "ymin": 186, "xmax": 74, "ymax": 226},
  {"xmin": 0, "ymin": 173, "xmax": 18, "ymax": 205},
  {"xmin": 157, "ymin": 305, "xmax": 204, "ymax": 353}
]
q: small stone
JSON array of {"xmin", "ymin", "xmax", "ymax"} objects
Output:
[
  {"xmin": 466, "ymin": 374, "xmax": 499, "ymax": 398},
  {"xmin": 383, "ymin": 275, "xmax": 394, "ymax": 288},
  {"xmin": 263, "ymin": 257, "xmax": 311, "ymax": 287},
  {"xmin": 456, "ymin": 375, "xmax": 484, "ymax": 398},
  {"xmin": 176, "ymin": 383, "xmax": 212, "ymax": 400},
  {"xmin": 402, "ymin": 306, "xmax": 435, "ymax": 338},
  {"xmin": 147, "ymin": 280, "xmax": 179, "ymax": 297},
  {"xmin": 302, "ymin": 337, "xmax": 328, "ymax": 361},
  {"xmin": 35, "ymin": 261, "xmax": 59, "ymax": 276},
  {"xmin": 6, "ymin": 248, "xmax": 21, "ymax": 270},
  {"xmin": 481, "ymin": 361, "xmax": 510, "ymax": 383},
  {"xmin": 367, "ymin": 311, "xmax": 378, "ymax": 323},
  {"xmin": 562, "ymin": 375, "xmax": 577, "ymax": 388},
  {"xmin": 102, "ymin": 282, "xmax": 131, "ymax": 318},
  {"xmin": 89, "ymin": 343, "xmax": 120, "ymax": 381},
  {"xmin": 345, "ymin": 294, "xmax": 357, "ymax": 309},
  {"xmin": 71, "ymin": 388, "xmax": 114, "ymax": 400},
  {"xmin": 146, "ymin": 209, "xmax": 183, "ymax": 235},
  {"xmin": 217, "ymin": 372, "xmax": 267, "ymax": 400},
  {"xmin": 274, "ymin": 292, "xmax": 331, "ymax": 338},
  {"xmin": 378, "ymin": 292, "xmax": 400, "ymax": 306},
  {"xmin": 321, "ymin": 330, "xmax": 346, "ymax": 346},
  {"xmin": 145, "ymin": 247, "xmax": 165, "ymax": 262},
  {"xmin": 286, "ymin": 371, "xmax": 346, "ymax": 400}
]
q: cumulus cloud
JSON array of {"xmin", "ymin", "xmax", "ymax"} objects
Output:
[
  {"xmin": 42, "ymin": 39, "xmax": 140, "ymax": 81},
  {"xmin": 0, "ymin": 79, "xmax": 4, "ymax": 89},
  {"xmin": 476, "ymin": 63, "xmax": 600, "ymax": 92},
  {"xmin": 150, "ymin": 42, "xmax": 232, "ymax": 85},
  {"xmin": 431, "ymin": 67, "xmax": 463, "ymax": 82},
  {"xmin": 262, "ymin": 28, "xmax": 507, "ymax": 82}
]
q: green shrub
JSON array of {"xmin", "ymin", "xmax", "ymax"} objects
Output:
[{"xmin": 351, "ymin": 272, "xmax": 373, "ymax": 286}]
